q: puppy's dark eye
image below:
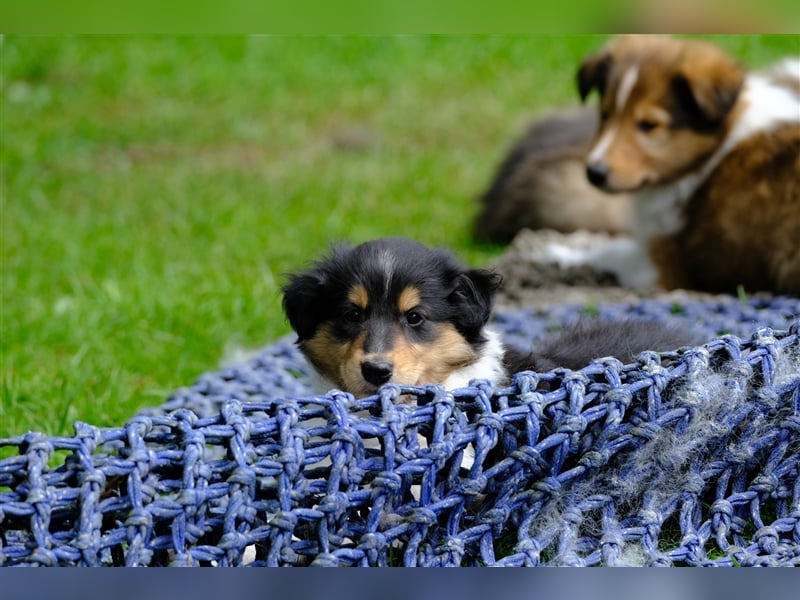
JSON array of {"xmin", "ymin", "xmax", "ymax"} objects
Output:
[
  {"xmin": 637, "ymin": 119, "xmax": 657, "ymax": 133},
  {"xmin": 343, "ymin": 308, "xmax": 362, "ymax": 323},
  {"xmin": 406, "ymin": 310, "xmax": 424, "ymax": 326}
]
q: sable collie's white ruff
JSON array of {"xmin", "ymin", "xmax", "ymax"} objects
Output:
[{"xmin": 547, "ymin": 37, "xmax": 800, "ymax": 294}]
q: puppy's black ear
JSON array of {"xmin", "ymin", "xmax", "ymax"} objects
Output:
[
  {"xmin": 449, "ymin": 269, "xmax": 502, "ymax": 338},
  {"xmin": 282, "ymin": 269, "xmax": 327, "ymax": 341},
  {"xmin": 577, "ymin": 50, "xmax": 611, "ymax": 102}
]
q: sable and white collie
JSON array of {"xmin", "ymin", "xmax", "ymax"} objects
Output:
[
  {"xmin": 576, "ymin": 35, "xmax": 800, "ymax": 294},
  {"xmin": 282, "ymin": 237, "xmax": 692, "ymax": 398}
]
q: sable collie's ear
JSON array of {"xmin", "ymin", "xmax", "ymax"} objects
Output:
[
  {"xmin": 577, "ymin": 50, "xmax": 611, "ymax": 102},
  {"xmin": 281, "ymin": 269, "xmax": 327, "ymax": 341},
  {"xmin": 450, "ymin": 269, "xmax": 503, "ymax": 335},
  {"xmin": 673, "ymin": 44, "xmax": 745, "ymax": 126}
]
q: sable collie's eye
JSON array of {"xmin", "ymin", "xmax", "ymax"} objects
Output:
[
  {"xmin": 343, "ymin": 308, "xmax": 362, "ymax": 323},
  {"xmin": 405, "ymin": 310, "xmax": 424, "ymax": 326},
  {"xmin": 637, "ymin": 119, "xmax": 657, "ymax": 133}
]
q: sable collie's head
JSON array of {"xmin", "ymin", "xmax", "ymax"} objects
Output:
[
  {"xmin": 282, "ymin": 237, "xmax": 502, "ymax": 397},
  {"xmin": 577, "ymin": 35, "xmax": 745, "ymax": 192}
]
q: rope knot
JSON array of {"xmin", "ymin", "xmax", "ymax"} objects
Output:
[
  {"xmin": 754, "ymin": 526, "xmax": 779, "ymax": 554},
  {"xmin": 407, "ymin": 507, "xmax": 438, "ymax": 526}
]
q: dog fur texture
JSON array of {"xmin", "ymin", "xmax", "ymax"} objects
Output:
[
  {"xmin": 474, "ymin": 107, "xmax": 633, "ymax": 244},
  {"xmin": 577, "ymin": 35, "xmax": 800, "ymax": 294},
  {"xmin": 282, "ymin": 237, "xmax": 693, "ymax": 398}
]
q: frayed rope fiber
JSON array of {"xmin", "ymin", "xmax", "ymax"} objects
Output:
[{"xmin": 1, "ymin": 297, "xmax": 799, "ymax": 567}]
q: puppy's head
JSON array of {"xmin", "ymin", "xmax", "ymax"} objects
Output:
[
  {"xmin": 282, "ymin": 237, "xmax": 502, "ymax": 397},
  {"xmin": 577, "ymin": 35, "xmax": 745, "ymax": 192}
]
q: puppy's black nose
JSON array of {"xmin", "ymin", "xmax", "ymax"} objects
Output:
[
  {"xmin": 586, "ymin": 162, "xmax": 609, "ymax": 188},
  {"xmin": 361, "ymin": 359, "xmax": 393, "ymax": 386}
]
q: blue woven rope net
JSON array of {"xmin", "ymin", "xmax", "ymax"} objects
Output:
[{"xmin": 1, "ymin": 297, "xmax": 799, "ymax": 567}]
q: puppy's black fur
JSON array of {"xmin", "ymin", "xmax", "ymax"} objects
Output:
[
  {"xmin": 282, "ymin": 237, "xmax": 694, "ymax": 396},
  {"xmin": 506, "ymin": 319, "xmax": 692, "ymax": 373}
]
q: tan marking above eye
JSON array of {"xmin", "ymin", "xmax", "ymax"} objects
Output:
[
  {"xmin": 347, "ymin": 284, "xmax": 369, "ymax": 310},
  {"xmin": 397, "ymin": 286, "xmax": 422, "ymax": 314}
]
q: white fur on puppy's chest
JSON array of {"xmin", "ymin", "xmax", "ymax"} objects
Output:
[
  {"xmin": 445, "ymin": 328, "xmax": 508, "ymax": 472},
  {"xmin": 442, "ymin": 328, "xmax": 507, "ymax": 391}
]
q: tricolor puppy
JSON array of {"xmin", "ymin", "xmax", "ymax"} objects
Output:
[
  {"xmin": 576, "ymin": 35, "xmax": 800, "ymax": 294},
  {"xmin": 282, "ymin": 237, "xmax": 692, "ymax": 398}
]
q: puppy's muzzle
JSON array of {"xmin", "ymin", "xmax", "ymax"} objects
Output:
[{"xmin": 361, "ymin": 359, "xmax": 393, "ymax": 386}]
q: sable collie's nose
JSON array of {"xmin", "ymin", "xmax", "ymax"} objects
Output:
[
  {"xmin": 586, "ymin": 162, "xmax": 609, "ymax": 188},
  {"xmin": 361, "ymin": 359, "xmax": 393, "ymax": 386}
]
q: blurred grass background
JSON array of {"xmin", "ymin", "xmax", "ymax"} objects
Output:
[{"xmin": 1, "ymin": 35, "xmax": 796, "ymax": 438}]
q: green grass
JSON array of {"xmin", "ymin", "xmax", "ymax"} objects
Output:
[{"xmin": 1, "ymin": 35, "xmax": 796, "ymax": 439}]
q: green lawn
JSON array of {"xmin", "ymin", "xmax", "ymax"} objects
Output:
[{"xmin": 1, "ymin": 35, "xmax": 796, "ymax": 438}]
